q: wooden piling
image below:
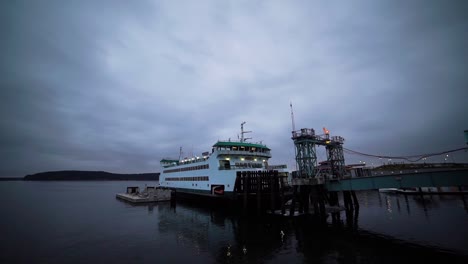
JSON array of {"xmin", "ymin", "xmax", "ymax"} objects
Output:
[
  {"xmin": 329, "ymin": 191, "xmax": 338, "ymax": 206},
  {"xmin": 243, "ymin": 173, "xmax": 249, "ymax": 211},
  {"xmin": 256, "ymin": 172, "xmax": 262, "ymax": 213},
  {"xmin": 351, "ymin": 190, "xmax": 359, "ymax": 209},
  {"xmin": 349, "ymin": 191, "xmax": 355, "ymax": 210},
  {"xmin": 303, "ymin": 185, "xmax": 310, "ymax": 214},
  {"xmin": 280, "ymin": 177, "xmax": 286, "ymax": 215},
  {"xmin": 343, "ymin": 191, "xmax": 354, "ymax": 211},
  {"xmin": 298, "ymin": 186, "xmax": 304, "ymax": 214},
  {"xmin": 290, "ymin": 185, "xmax": 297, "ymax": 216},
  {"xmin": 318, "ymin": 186, "xmax": 326, "ymax": 217},
  {"xmin": 311, "ymin": 187, "xmax": 319, "ymax": 215},
  {"xmin": 270, "ymin": 171, "xmax": 275, "ymax": 213},
  {"xmin": 348, "ymin": 191, "xmax": 355, "ymax": 210},
  {"xmin": 343, "ymin": 191, "xmax": 348, "ymax": 210}
]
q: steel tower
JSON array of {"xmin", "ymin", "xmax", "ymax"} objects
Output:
[
  {"xmin": 325, "ymin": 135, "xmax": 346, "ymax": 179},
  {"xmin": 292, "ymin": 128, "xmax": 317, "ymax": 178}
]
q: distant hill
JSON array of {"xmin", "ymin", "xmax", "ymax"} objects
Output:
[{"xmin": 24, "ymin": 171, "xmax": 160, "ymax": 181}]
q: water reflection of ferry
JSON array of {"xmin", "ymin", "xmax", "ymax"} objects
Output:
[{"xmin": 156, "ymin": 202, "xmax": 287, "ymax": 262}]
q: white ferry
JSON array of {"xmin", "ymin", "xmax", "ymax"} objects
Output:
[{"xmin": 159, "ymin": 123, "xmax": 283, "ymax": 199}]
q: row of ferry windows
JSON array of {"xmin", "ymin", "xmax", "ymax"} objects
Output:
[
  {"xmin": 166, "ymin": 176, "xmax": 209, "ymax": 181},
  {"xmin": 216, "ymin": 146, "xmax": 269, "ymax": 153},
  {"xmin": 235, "ymin": 163, "xmax": 263, "ymax": 168},
  {"xmin": 164, "ymin": 164, "xmax": 209, "ymax": 173}
]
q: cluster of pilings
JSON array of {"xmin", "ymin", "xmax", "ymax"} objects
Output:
[
  {"xmin": 234, "ymin": 170, "xmax": 360, "ymax": 218},
  {"xmin": 287, "ymin": 185, "xmax": 326, "ymax": 216},
  {"xmin": 287, "ymin": 183, "xmax": 360, "ymax": 217},
  {"xmin": 234, "ymin": 170, "xmax": 287, "ymax": 213}
]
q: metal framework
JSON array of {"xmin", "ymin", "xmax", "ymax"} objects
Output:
[
  {"xmin": 292, "ymin": 128, "xmax": 345, "ymax": 181},
  {"xmin": 325, "ymin": 136, "xmax": 345, "ymax": 179},
  {"xmin": 292, "ymin": 128, "xmax": 317, "ymax": 178}
]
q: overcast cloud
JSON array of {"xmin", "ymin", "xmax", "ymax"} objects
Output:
[{"xmin": 1, "ymin": 0, "xmax": 467, "ymax": 177}]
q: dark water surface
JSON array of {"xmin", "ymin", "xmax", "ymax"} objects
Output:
[{"xmin": 1, "ymin": 181, "xmax": 467, "ymax": 263}]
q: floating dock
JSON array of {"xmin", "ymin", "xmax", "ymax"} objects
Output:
[{"xmin": 116, "ymin": 186, "xmax": 172, "ymax": 203}]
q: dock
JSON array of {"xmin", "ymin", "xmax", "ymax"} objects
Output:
[{"xmin": 116, "ymin": 186, "xmax": 172, "ymax": 203}]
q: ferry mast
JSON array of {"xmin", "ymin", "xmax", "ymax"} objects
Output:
[{"xmin": 240, "ymin": 122, "xmax": 252, "ymax": 142}]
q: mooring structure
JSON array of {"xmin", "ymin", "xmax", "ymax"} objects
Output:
[
  {"xmin": 230, "ymin": 121, "xmax": 468, "ymax": 216},
  {"xmin": 289, "ymin": 126, "xmax": 360, "ymax": 215},
  {"xmin": 288, "ymin": 126, "xmax": 468, "ymax": 216}
]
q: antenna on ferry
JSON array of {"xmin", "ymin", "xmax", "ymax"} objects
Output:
[
  {"xmin": 290, "ymin": 102, "xmax": 296, "ymax": 132},
  {"xmin": 240, "ymin": 121, "xmax": 252, "ymax": 142},
  {"xmin": 179, "ymin": 147, "xmax": 183, "ymax": 161}
]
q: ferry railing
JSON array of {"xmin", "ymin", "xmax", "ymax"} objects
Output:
[
  {"xmin": 370, "ymin": 167, "xmax": 468, "ymax": 177},
  {"xmin": 219, "ymin": 165, "xmax": 264, "ymax": 170}
]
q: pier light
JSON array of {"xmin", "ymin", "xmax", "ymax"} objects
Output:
[
  {"xmin": 241, "ymin": 157, "xmax": 244, "ymax": 161},
  {"xmin": 226, "ymin": 157, "xmax": 230, "ymax": 160},
  {"xmin": 192, "ymin": 158, "xmax": 195, "ymax": 161},
  {"xmin": 254, "ymin": 158, "xmax": 257, "ymax": 161},
  {"xmin": 196, "ymin": 156, "xmax": 199, "ymax": 159},
  {"xmin": 262, "ymin": 160, "xmax": 266, "ymax": 162}
]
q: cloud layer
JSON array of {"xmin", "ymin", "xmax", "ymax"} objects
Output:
[{"xmin": 1, "ymin": 0, "xmax": 467, "ymax": 176}]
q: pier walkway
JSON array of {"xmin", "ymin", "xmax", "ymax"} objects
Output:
[{"xmin": 325, "ymin": 169, "xmax": 468, "ymax": 191}]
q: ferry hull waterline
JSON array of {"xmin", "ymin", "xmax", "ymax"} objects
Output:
[{"xmin": 159, "ymin": 122, "xmax": 288, "ymax": 202}]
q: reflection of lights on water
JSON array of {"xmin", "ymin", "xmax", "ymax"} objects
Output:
[{"xmin": 386, "ymin": 196, "xmax": 393, "ymax": 214}]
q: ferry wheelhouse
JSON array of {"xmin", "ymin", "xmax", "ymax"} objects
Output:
[{"xmin": 159, "ymin": 124, "xmax": 276, "ymax": 198}]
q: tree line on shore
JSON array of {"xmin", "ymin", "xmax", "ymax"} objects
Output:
[{"xmin": 22, "ymin": 170, "xmax": 160, "ymax": 181}]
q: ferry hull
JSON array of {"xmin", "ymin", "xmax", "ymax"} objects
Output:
[{"xmin": 171, "ymin": 187, "xmax": 237, "ymax": 200}]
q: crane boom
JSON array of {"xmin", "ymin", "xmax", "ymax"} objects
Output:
[{"xmin": 290, "ymin": 102, "xmax": 296, "ymax": 132}]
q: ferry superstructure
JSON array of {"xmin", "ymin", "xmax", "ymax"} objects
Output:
[{"xmin": 159, "ymin": 123, "xmax": 277, "ymax": 199}]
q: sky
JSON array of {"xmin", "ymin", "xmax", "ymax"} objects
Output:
[{"xmin": 1, "ymin": 0, "xmax": 468, "ymax": 177}]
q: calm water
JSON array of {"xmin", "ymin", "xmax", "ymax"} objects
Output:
[{"xmin": 0, "ymin": 181, "xmax": 467, "ymax": 263}]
